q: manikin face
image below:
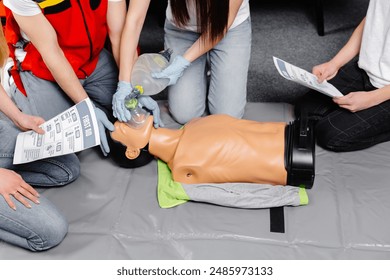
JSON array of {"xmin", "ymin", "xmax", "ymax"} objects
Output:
[{"xmin": 110, "ymin": 116, "xmax": 154, "ymax": 159}]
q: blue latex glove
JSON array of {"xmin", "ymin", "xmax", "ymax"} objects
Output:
[
  {"xmin": 151, "ymin": 55, "xmax": 190, "ymax": 86},
  {"xmin": 93, "ymin": 106, "xmax": 115, "ymax": 156},
  {"xmin": 112, "ymin": 81, "xmax": 133, "ymax": 122},
  {"xmin": 138, "ymin": 95, "xmax": 164, "ymax": 128}
]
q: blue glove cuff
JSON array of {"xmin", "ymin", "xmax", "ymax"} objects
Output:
[
  {"xmin": 117, "ymin": 81, "xmax": 133, "ymax": 92},
  {"xmin": 175, "ymin": 55, "xmax": 191, "ymax": 68}
]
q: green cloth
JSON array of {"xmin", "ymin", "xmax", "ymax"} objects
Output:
[
  {"xmin": 157, "ymin": 159, "xmax": 189, "ymax": 208},
  {"xmin": 299, "ymin": 187, "xmax": 309, "ymax": 205}
]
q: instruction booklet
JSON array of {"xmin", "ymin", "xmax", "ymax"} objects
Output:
[
  {"xmin": 13, "ymin": 98, "xmax": 100, "ymax": 164},
  {"xmin": 273, "ymin": 56, "xmax": 343, "ymax": 98}
]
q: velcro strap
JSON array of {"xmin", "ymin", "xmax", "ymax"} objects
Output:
[{"xmin": 270, "ymin": 207, "xmax": 285, "ymax": 233}]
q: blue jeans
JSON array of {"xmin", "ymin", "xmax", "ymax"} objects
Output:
[
  {"xmin": 0, "ymin": 49, "xmax": 117, "ymax": 250},
  {"xmin": 164, "ymin": 17, "xmax": 252, "ymax": 124},
  {"xmin": 0, "ymin": 193, "xmax": 68, "ymax": 251},
  {"xmin": 0, "ymin": 120, "xmax": 78, "ymax": 251}
]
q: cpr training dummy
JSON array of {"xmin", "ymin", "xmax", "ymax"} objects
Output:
[
  {"xmin": 109, "ymin": 111, "xmax": 315, "ymax": 210},
  {"xmin": 109, "ymin": 50, "xmax": 314, "ymax": 209}
]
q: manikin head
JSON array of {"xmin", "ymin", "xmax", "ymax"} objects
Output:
[{"xmin": 108, "ymin": 116, "xmax": 154, "ymax": 168}]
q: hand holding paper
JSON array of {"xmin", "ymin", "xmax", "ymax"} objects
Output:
[
  {"xmin": 13, "ymin": 98, "xmax": 101, "ymax": 164},
  {"xmin": 273, "ymin": 56, "xmax": 343, "ymax": 98},
  {"xmin": 312, "ymin": 61, "xmax": 339, "ymax": 83}
]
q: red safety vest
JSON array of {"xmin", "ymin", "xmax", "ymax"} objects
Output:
[{"xmin": 5, "ymin": 0, "xmax": 108, "ymax": 96}]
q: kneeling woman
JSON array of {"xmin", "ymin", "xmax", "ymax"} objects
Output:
[{"xmin": 0, "ymin": 26, "xmax": 79, "ymax": 251}]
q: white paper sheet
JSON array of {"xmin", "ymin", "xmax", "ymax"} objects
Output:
[
  {"xmin": 273, "ymin": 56, "xmax": 343, "ymax": 98},
  {"xmin": 13, "ymin": 98, "xmax": 100, "ymax": 164}
]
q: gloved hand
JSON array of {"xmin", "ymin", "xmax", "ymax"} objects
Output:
[
  {"xmin": 94, "ymin": 106, "xmax": 115, "ymax": 156},
  {"xmin": 138, "ymin": 95, "xmax": 164, "ymax": 128},
  {"xmin": 151, "ymin": 55, "xmax": 190, "ymax": 86},
  {"xmin": 112, "ymin": 81, "xmax": 133, "ymax": 122}
]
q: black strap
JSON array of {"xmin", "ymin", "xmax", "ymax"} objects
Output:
[{"xmin": 270, "ymin": 207, "xmax": 285, "ymax": 233}]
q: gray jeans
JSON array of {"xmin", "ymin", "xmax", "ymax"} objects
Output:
[
  {"xmin": 164, "ymin": 17, "xmax": 252, "ymax": 124},
  {"xmin": 12, "ymin": 49, "xmax": 118, "ymax": 121}
]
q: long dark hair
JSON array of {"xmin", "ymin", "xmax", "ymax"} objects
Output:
[{"xmin": 170, "ymin": 0, "xmax": 229, "ymax": 43}]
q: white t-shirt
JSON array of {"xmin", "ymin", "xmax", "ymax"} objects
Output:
[
  {"xmin": 358, "ymin": 0, "xmax": 390, "ymax": 88},
  {"xmin": 166, "ymin": 0, "xmax": 250, "ymax": 32},
  {"xmin": 3, "ymin": 0, "xmax": 123, "ymax": 17}
]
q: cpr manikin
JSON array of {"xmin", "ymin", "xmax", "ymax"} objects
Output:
[{"xmin": 110, "ymin": 114, "xmax": 315, "ymax": 188}]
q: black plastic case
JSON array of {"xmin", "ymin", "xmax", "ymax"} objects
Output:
[{"xmin": 285, "ymin": 117, "xmax": 315, "ymax": 188}]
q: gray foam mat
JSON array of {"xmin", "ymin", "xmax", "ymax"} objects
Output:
[{"xmin": 1, "ymin": 102, "xmax": 390, "ymax": 259}]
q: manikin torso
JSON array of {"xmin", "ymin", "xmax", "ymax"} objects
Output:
[{"xmin": 111, "ymin": 115, "xmax": 287, "ymax": 185}]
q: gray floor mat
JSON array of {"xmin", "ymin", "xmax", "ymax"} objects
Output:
[{"xmin": 1, "ymin": 102, "xmax": 390, "ymax": 259}]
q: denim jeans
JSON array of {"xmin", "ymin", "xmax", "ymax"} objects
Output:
[
  {"xmin": 294, "ymin": 58, "xmax": 390, "ymax": 152},
  {"xmin": 0, "ymin": 194, "xmax": 68, "ymax": 251},
  {"xmin": 12, "ymin": 49, "xmax": 118, "ymax": 121},
  {"xmin": 0, "ymin": 49, "xmax": 117, "ymax": 250},
  {"xmin": 0, "ymin": 119, "xmax": 77, "ymax": 251},
  {"xmin": 164, "ymin": 17, "xmax": 252, "ymax": 124}
]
